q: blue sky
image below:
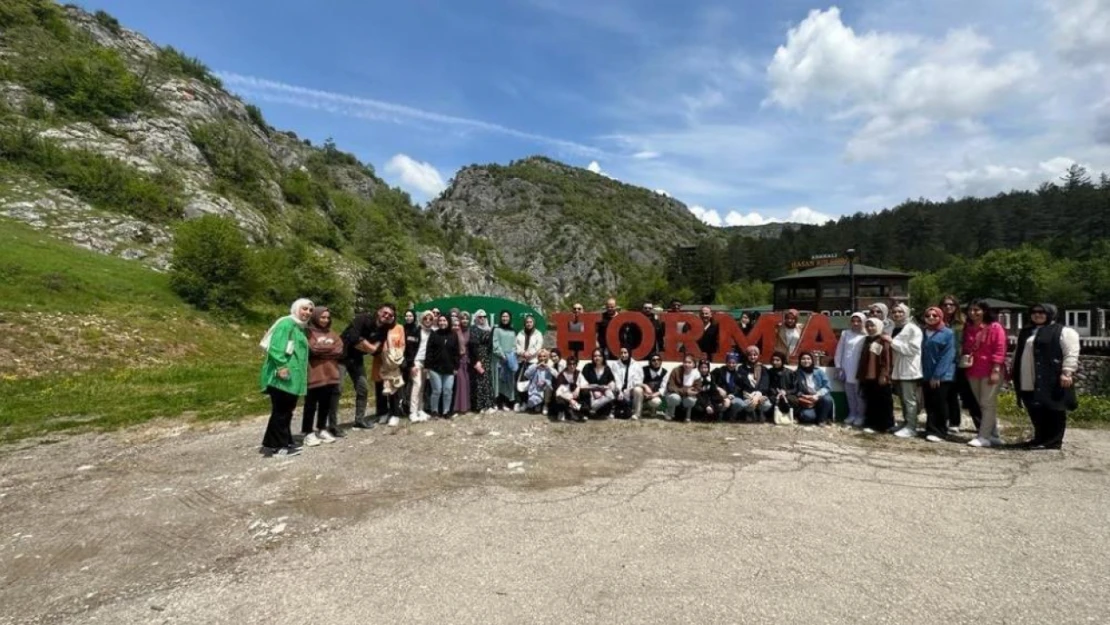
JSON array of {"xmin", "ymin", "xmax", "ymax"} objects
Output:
[{"xmin": 83, "ymin": 0, "xmax": 1110, "ymax": 225}]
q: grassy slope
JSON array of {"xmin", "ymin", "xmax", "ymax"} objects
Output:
[{"xmin": 0, "ymin": 219, "xmax": 271, "ymax": 441}]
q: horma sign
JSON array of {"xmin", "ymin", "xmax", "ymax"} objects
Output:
[{"xmin": 551, "ymin": 311, "xmax": 839, "ymax": 364}]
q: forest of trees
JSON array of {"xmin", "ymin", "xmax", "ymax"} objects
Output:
[{"xmin": 650, "ymin": 165, "xmax": 1110, "ymax": 310}]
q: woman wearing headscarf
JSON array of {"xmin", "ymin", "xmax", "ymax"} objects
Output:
[
  {"xmin": 962, "ymin": 299, "xmax": 1008, "ymax": 447},
  {"xmin": 766, "ymin": 351, "xmax": 797, "ymax": 419},
  {"xmin": 514, "ymin": 315, "xmax": 544, "ymax": 410},
  {"xmin": 259, "ymin": 298, "xmax": 314, "ymax": 457},
  {"xmin": 890, "ymin": 303, "xmax": 923, "ymax": 438},
  {"xmin": 426, "ymin": 314, "xmax": 460, "ymax": 419},
  {"xmin": 857, "ymin": 317, "xmax": 894, "ymax": 434},
  {"xmin": 469, "ymin": 310, "xmax": 496, "ymax": 414},
  {"xmin": 492, "ymin": 311, "xmax": 518, "ymax": 411},
  {"xmin": 794, "ymin": 351, "xmax": 833, "ymax": 425},
  {"xmin": 453, "ymin": 312, "xmax": 473, "ymax": 414},
  {"xmin": 694, "ymin": 359, "xmax": 726, "ymax": 421},
  {"xmin": 401, "ymin": 309, "xmax": 419, "ymax": 416},
  {"xmin": 920, "ymin": 306, "xmax": 956, "ymax": 443},
  {"xmin": 409, "ymin": 311, "xmax": 435, "ymax": 423},
  {"xmin": 834, "ymin": 312, "xmax": 868, "ymax": 427},
  {"xmin": 868, "ymin": 302, "xmax": 894, "ymax": 335},
  {"xmin": 1012, "ymin": 304, "xmax": 1080, "ymax": 450},
  {"xmin": 941, "ymin": 295, "xmax": 979, "ymax": 434},
  {"xmin": 301, "ymin": 306, "xmax": 343, "ymax": 446}
]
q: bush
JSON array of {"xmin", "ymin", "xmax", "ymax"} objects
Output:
[
  {"xmin": 0, "ymin": 125, "xmax": 183, "ymax": 222},
  {"xmin": 157, "ymin": 46, "xmax": 222, "ymax": 88},
  {"xmin": 280, "ymin": 170, "xmax": 328, "ymax": 209},
  {"xmin": 170, "ymin": 215, "xmax": 257, "ymax": 312},
  {"xmin": 189, "ymin": 120, "xmax": 276, "ymax": 212},
  {"xmin": 998, "ymin": 391, "xmax": 1110, "ymax": 427},
  {"xmin": 23, "ymin": 46, "xmax": 153, "ymax": 119},
  {"xmin": 93, "ymin": 9, "xmax": 121, "ymax": 34},
  {"xmin": 254, "ymin": 241, "xmax": 350, "ymax": 315},
  {"xmin": 244, "ymin": 104, "xmax": 267, "ymax": 132},
  {"xmin": 290, "ymin": 209, "xmax": 342, "ymax": 251},
  {"xmin": 0, "ymin": 0, "xmax": 70, "ymax": 39}
]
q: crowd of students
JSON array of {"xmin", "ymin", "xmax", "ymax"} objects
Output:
[{"xmin": 256, "ymin": 296, "xmax": 1080, "ymax": 458}]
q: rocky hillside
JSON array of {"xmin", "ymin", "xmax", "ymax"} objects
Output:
[
  {"xmin": 429, "ymin": 156, "xmax": 792, "ymax": 305},
  {"xmin": 0, "ymin": 1, "xmax": 540, "ymax": 309}
]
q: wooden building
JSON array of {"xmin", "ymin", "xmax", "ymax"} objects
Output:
[{"xmin": 771, "ymin": 263, "xmax": 912, "ymax": 315}]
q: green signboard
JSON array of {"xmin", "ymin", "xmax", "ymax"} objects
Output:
[{"xmin": 412, "ymin": 295, "xmax": 547, "ymax": 332}]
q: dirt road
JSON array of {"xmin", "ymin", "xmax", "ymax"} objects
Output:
[{"xmin": 1, "ymin": 415, "xmax": 1108, "ymax": 624}]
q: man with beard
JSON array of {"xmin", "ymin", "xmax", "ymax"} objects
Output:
[
  {"xmin": 370, "ymin": 304, "xmax": 405, "ymax": 426},
  {"xmin": 774, "ymin": 309, "xmax": 802, "ymax": 362},
  {"xmin": 610, "ymin": 346, "xmax": 645, "ymax": 419},
  {"xmin": 338, "ymin": 305, "xmax": 385, "ymax": 430},
  {"xmin": 568, "ymin": 302, "xmax": 586, "ymax": 358},
  {"xmin": 596, "ymin": 297, "xmax": 622, "ymax": 359},
  {"xmin": 696, "ymin": 306, "xmax": 720, "ymax": 362},
  {"xmin": 622, "ymin": 301, "xmax": 664, "ymax": 357}
]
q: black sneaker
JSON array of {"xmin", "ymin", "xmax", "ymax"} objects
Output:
[
  {"xmin": 275, "ymin": 446, "xmax": 302, "ymax": 457},
  {"xmin": 328, "ymin": 427, "xmax": 347, "ymax": 438},
  {"xmin": 352, "ymin": 420, "xmax": 375, "ymax": 429}
]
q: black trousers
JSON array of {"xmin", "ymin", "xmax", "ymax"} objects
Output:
[
  {"xmin": 302, "ymin": 385, "xmax": 336, "ymax": 433},
  {"xmin": 1020, "ymin": 391, "xmax": 1067, "ymax": 448},
  {"xmin": 922, "ymin": 382, "xmax": 952, "ymax": 438},
  {"xmin": 262, "ymin": 387, "xmax": 298, "ymax": 450},
  {"xmin": 950, "ymin": 368, "xmax": 982, "ymax": 428},
  {"xmin": 861, "ymin": 380, "xmax": 894, "ymax": 432}
]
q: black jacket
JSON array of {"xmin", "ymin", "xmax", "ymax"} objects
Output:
[
  {"xmin": 403, "ymin": 322, "xmax": 421, "ymax": 368},
  {"xmin": 739, "ymin": 363, "xmax": 771, "ymax": 396},
  {"xmin": 712, "ymin": 365, "xmax": 744, "ymax": 397},
  {"xmin": 1013, "ymin": 322, "xmax": 1077, "ymax": 411},
  {"xmin": 340, "ymin": 313, "xmax": 382, "ymax": 361},
  {"xmin": 697, "ymin": 321, "xmax": 720, "ymax": 361},
  {"xmin": 425, "ymin": 329, "xmax": 460, "ymax": 375}
]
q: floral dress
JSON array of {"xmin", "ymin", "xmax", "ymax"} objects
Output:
[{"xmin": 469, "ymin": 327, "xmax": 494, "ymax": 411}]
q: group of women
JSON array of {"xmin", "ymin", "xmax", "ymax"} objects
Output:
[
  {"xmin": 832, "ymin": 296, "xmax": 1079, "ymax": 449},
  {"xmin": 257, "ymin": 295, "xmax": 1080, "ymax": 457}
]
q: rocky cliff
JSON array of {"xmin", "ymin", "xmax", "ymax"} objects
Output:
[{"xmin": 0, "ymin": 1, "xmax": 539, "ymax": 308}]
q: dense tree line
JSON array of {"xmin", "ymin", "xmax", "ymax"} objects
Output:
[{"xmin": 664, "ymin": 165, "xmax": 1110, "ymax": 307}]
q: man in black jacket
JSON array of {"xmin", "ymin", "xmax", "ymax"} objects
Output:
[
  {"xmin": 338, "ymin": 306, "xmax": 385, "ymax": 429},
  {"xmin": 696, "ymin": 306, "xmax": 720, "ymax": 362}
]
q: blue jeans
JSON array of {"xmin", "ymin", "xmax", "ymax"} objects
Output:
[
  {"xmin": 427, "ymin": 371, "xmax": 456, "ymax": 415},
  {"xmin": 797, "ymin": 394, "xmax": 834, "ymax": 424}
]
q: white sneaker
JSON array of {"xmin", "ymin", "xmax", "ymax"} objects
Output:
[
  {"xmin": 317, "ymin": 430, "xmax": 336, "ymax": 444},
  {"xmin": 968, "ymin": 437, "xmax": 990, "ymax": 448},
  {"xmin": 925, "ymin": 434, "xmax": 944, "ymax": 443},
  {"xmin": 947, "ymin": 426, "xmax": 961, "ymax": 436},
  {"xmin": 418, "ymin": 410, "xmax": 431, "ymax": 421},
  {"xmin": 387, "ymin": 416, "xmax": 401, "ymax": 427},
  {"xmin": 862, "ymin": 428, "xmax": 877, "ymax": 434},
  {"xmin": 893, "ymin": 427, "xmax": 915, "ymax": 439},
  {"xmin": 514, "ymin": 403, "xmax": 525, "ymax": 413},
  {"xmin": 303, "ymin": 432, "xmax": 321, "ymax": 447}
]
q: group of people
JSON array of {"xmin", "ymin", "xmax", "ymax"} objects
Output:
[
  {"xmin": 256, "ymin": 295, "xmax": 1080, "ymax": 457},
  {"xmin": 832, "ymin": 296, "xmax": 1079, "ymax": 449}
]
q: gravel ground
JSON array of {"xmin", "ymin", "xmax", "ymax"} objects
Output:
[{"xmin": 1, "ymin": 413, "xmax": 1107, "ymax": 625}]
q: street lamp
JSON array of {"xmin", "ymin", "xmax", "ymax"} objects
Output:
[{"xmin": 845, "ymin": 248, "xmax": 857, "ymax": 313}]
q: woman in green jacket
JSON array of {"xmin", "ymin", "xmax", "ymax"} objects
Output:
[
  {"xmin": 492, "ymin": 310, "xmax": 518, "ymax": 411},
  {"xmin": 259, "ymin": 298, "xmax": 314, "ymax": 457}
]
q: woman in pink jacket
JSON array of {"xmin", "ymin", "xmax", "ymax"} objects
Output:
[{"xmin": 960, "ymin": 299, "xmax": 1008, "ymax": 447}]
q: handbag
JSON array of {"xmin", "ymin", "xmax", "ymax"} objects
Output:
[
  {"xmin": 773, "ymin": 403, "xmax": 793, "ymax": 425},
  {"xmin": 505, "ymin": 351, "xmax": 519, "ymax": 374}
]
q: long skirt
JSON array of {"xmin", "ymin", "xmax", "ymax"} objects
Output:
[
  {"xmin": 472, "ymin": 360, "xmax": 494, "ymax": 411},
  {"xmin": 454, "ymin": 354, "xmax": 472, "ymax": 413}
]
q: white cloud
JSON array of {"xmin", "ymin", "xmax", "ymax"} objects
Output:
[
  {"xmin": 767, "ymin": 9, "xmax": 1038, "ymax": 158},
  {"xmin": 586, "ymin": 160, "xmax": 615, "ymax": 179},
  {"xmin": 384, "ymin": 154, "xmax": 447, "ymax": 198},
  {"xmin": 217, "ymin": 72, "xmax": 603, "ymax": 157},
  {"xmin": 944, "ymin": 157, "xmax": 1080, "ymax": 196},
  {"xmin": 1049, "ymin": 0, "xmax": 1110, "ymax": 66},
  {"xmin": 633, "ymin": 150, "xmax": 661, "ymax": 159},
  {"xmin": 688, "ymin": 204, "xmax": 723, "ymax": 226}
]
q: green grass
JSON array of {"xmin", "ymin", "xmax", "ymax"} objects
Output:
[
  {"xmin": 0, "ymin": 362, "xmax": 266, "ymax": 442},
  {"xmin": 0, "ymin": 219, "xmax": 276, "ymax": 441},
  {"xmin": 0, "ymin": 219, "xmax": 180, "ymax": 312}
]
